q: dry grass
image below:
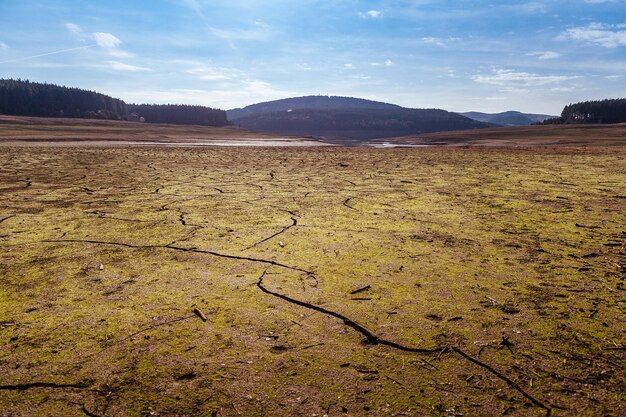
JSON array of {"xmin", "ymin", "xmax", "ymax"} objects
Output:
[{"xmin": 0, "ymin": 145, "xmax": 624, "ymax": 416}]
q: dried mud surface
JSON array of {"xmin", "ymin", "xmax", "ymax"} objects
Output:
[{"xmin": 0, "ymin": 146, "xmax": 624, "ymax": 416}]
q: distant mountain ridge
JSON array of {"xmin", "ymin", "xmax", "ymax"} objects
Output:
[
  {"xmin": 459, "ymin": 111, "xmax": 556, "ymax": 126},
  {"xmin": 228, "ymin": 96, "xmax": 494, "ymax": 141}
]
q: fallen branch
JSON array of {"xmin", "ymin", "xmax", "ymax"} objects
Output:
[
  {"xmin": 350, "ymin": 284, "xmax": 371, "ymax": 295},
  {"xmin": 193, "ymin": 308, "xmax": 208, "ymax": 322}
]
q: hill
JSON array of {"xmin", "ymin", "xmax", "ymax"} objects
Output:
[
  {"xmin": 459, "ymin": 111, "xmax": 556, "ymax": 126},
  {"xmin": 228, "ymin": 96, "xmax": 493, "ymax": 141},
  {"xmin": 227, "ymin": 95, "xmax": 400, "ymax": 120},
  {"xmin": 0, "ymin": 79, "xmax": 228, "ymax": 127}
]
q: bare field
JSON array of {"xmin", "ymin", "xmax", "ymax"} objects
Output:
[
  {"xmin": 0, "ymin": 145, "xmax": 625, "ymax": 416},
  {"xmin": 0, "ymin": 116, "xmax": 324, "ymax": 147}
]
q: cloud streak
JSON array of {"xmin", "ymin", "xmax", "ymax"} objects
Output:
[
  {"xmin": 0, "ymin": 45, "xmax": 94, "ymax": 64},
  {"xmin": 558, "ymin": 22, "xmax": 626, "ymax": 48},
  {"xmin": 527, "ymin": 51, "xmax": 562, "ymax": 60},
  {"xmin": 359, "ymin": 10, "xmax": 382, "ymax": 19},
  {"xmin": 473, "ymin": 69, "xmax": 580, "ymax": 87},
  {"xmin": 104, "ymin": 61, "xmax": 152, "ymax": 72}
]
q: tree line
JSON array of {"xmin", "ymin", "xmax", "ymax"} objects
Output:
[
  {"xmin": 0, "ymin": 79, "xmax": 228, "ymax": 126},
  {"xmin": 541, "ymin": 98, "xmax": 626, "ymax": 124},
  {"xmin": 127, "ymin": 103, "xmax": 227, "ymax": 126}
]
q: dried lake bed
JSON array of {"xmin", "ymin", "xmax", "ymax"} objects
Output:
[{"xmin": 0, "ymin": 144, "xmax": 624, "ymax": 416}]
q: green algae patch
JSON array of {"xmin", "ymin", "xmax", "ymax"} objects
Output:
[{"xmin": 0, "ymin": 146, "xmax": 624, "ymax": 416}]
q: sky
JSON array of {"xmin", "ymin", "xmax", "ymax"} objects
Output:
[{"xmin": 1, "ymin": 1, "xmax": 626, "ymax": 114}]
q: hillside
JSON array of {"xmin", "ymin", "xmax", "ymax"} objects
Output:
[
  {"xmin": 229, "ymin": 96, "xmax": 493, "ymax": 141},
  {"xmin": 459, "ymin": 111, "xmax": 556, "ymax": 126},
  {"xmin": 227, "ymin": 95, "xmax": 400, "ymax": 120},
  {"xmin": 0, "ymin": 79, "xmax": 228, "ymax": 127}
]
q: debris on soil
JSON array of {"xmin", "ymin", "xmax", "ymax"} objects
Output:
[
  {"xmin": 350, "ymin": 284, "xmax": 371, "ymax": 295},
  {"xmin": 193, "ymin": 308, "xmax": 208, "ymax": 322}
]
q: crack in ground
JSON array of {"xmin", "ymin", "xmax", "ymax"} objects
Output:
[
  {"xmin": 30, "ymin": 236, "xmax": 550, "ymax": 414},
  {"xmin": 452, "ymin": 347, "xmax": 551, "ymax": 415},
  {"xmin": 343, "ymin": 197, "xmax": 357, "ymax": 210},
  {"xmin": 256, "ymin": 269, "xmax": 552, "ymax": 416},
  {"xmin": 256, "ymin": 269, "xmax": 439, "ymax": 352},
  {"xmin": 0, "ymin": 214, "xmax": 15, "ymax": 224},
  {"xmin": 0, "ymin": 381, "xmax": 93, "ymax": 391},
  {"xmin": 41, "ymin": 239, "xmax": 312, "ymax": 274},
  {"xmin": 245, "ymin": 217, "xmax": 298, "ymax": 250}
]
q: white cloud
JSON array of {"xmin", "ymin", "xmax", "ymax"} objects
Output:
[
  {"xmin": 93, "ymin": 32, "xmax": 122, "ymax": 49},
  {"xmin": 186, "ymin": 66, "xmax": 233, "ymax": 81},
  {"xmin": 93, "ymin": 32, "xmax": 132, "ymax": 57},
  {"xmin": 558, "ymin": 22, "xmax": 626, "ymax": 48},
  {"xmin": 359, "ymin": 10, "xmax": 382, "ymax": 19},
  {"xmin": 473, "ymin": 69, "xmax": 580, "ymax": 87},
  {"xmin": 110, "ymin": 79, "xmax": 295, "ymax": 110},
  {"xmin": 370, "ymin": 59, "xmax": 394, "ymax": 67},
  {"xmin": 421, "ymin": 37, "xmax": 460, "ymax": 47},
  {"xmin": 209, "ymin": 21, "xmax": 271, "ymax": 44},
  {"xmin": 550, "ymin": 87, "xmax": 575, "ymax": 93},
  {"xmin": 0, "ymin": 41, "xmax": 8, "ymax": 50},
  {"xmin": 104, "ymin": 61, "xmax": 151, "ymax": 72},
  {"xmin": 65, "ymin": 23, "xmax": 83, "ymax": 36},
  {"xmin": 527, "ymin": 51, "xmax": 562, "ymax": 60},
  {"xmin": 344, "ymin": 63, "xmax": 354, "ymax": 69}
]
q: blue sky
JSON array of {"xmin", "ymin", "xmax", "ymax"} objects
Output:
[{"xmin": 1, "ymin": 0, "xmax": 626, "ymax": 114}]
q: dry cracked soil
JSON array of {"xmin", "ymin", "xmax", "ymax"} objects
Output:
[{"xmin": 0, "ymin": 145, "xmax": 625, "ymax": 416}]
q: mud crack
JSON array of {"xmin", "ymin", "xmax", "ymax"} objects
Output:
[
  {"xmin": 0, "ymin": 380, "xmax": 93, "ymax": 391},
  {"xmin": 41, "ymin": 239, "xmax": 312, "ymax": 274},
  {"xmin": 0, "ymin": 214, "xmax": 15, "ymax": 224},
  {"xmin": 343, "ymin": 197, "xmax": 357, "ymax": 210},
  {"xmin": 256, "ymin": 269, "xmax": 552, "ymax": 416},
  {"xmin": 256, "ymin": 269, "xmax": 436, "ymax": 353},
  {"xmin": 245, "ymin": 217, "xmax": 298, "ymax": 250}
]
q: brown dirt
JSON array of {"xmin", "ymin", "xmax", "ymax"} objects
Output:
[{"xmin": 0, "ymin": 142, "xmax": 624, "ymax": 416}]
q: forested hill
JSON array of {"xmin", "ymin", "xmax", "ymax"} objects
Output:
[
  {"xmin": 0, "ymin": 79, "xmax": 127, "ymax": 120},
  {"xmin": 542, "ymin": 98, "xmax": 626, "ymax": 124},
  {"xmin": 227, "ymin": 95, "xmax": 400, "ymax": 120},
  {"xmin": 0, "ymin": 79, "xmax": 228, "ymax": 126},
  {"xmin": 232, "ymin": 107, "xmax": 494, "ymax": 140}
]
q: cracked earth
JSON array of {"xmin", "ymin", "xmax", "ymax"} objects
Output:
[{"xmin": 0, "ymin": 146, "xmax": 625, "ymax": 416}]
